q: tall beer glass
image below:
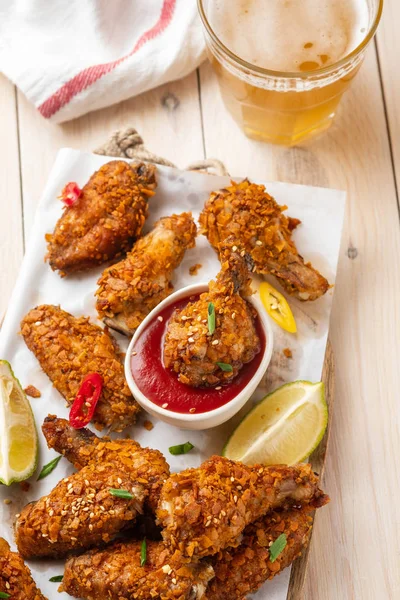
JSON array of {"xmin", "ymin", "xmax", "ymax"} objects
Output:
[{"xmin": 198, "ymin": 0, "xmax": 383, "ymax": 146}]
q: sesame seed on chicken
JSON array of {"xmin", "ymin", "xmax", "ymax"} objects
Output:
[
  {"xmin": 0, "ymin": 538, "xmax": 47, "ymax": 600},
  {"xmin": 157, "ymin": 455, "xmax": 327, "ymax": 560},
  {"xmin": 42, "ymin": 415, "xmax": 170, "ymax": 512}
]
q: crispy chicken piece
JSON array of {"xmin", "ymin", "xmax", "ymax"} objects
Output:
[
  {"xmin": 163, "ymin": 241, "xmax": 260, "ymax": 387},
  {"xmin": 0, "ymin": 538, "xmax": 47, "ymax": 600},
  {"xmin": 96, "ymin": 212, "xmax": 197, "ymax": 336},
  {"xmin": 157, "ymin": 456, "xmax": 327, "ymax": 559},
  {"xmin": 62, "ymin": 539, "xmax": 214, "ymax": 600},
  {"xmin": 42, "ymin": 415, "xmax": 170, "ymax": 512},
  {"xmin": 20, "ymin": 305, "xmax": 139, "ymax": 432},
  {"xmin": 207, "ymin": 503, "xmax": 329, "ymax": 600},
  {"xmin": 199, "ymin": 179, "xmax": 329, "ymax": 301},
  {"xmin": 15, "ymin": 460, "xmax": 145, "ymax": 559},
  {"xmin": 46, "ymin": 161, "xmax": 157, "ymax": 275}
]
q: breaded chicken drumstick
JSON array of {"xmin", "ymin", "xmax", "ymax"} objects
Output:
[
  {"xmin": 62, "ymin": 539, "xmax": 214, "ymax": 600},
  {"xmin": 21, "ymin": 305, "xmax": 139, "ymax": 431},
  {"xmin": 46, "ymin": 160, "xmax": 156, "ymax": 275},
  {"xmin": 157, "ymin": 456, "xmax": 327, "ymax": 559},
  {"xmin": 207, "ymin": 503, "xmax": 328, "ymax": 599},
  {"xmin": 42, "ymin": 415, "xmax": 170, "ymax": 512},
  {"xmin": 199, "ymin": 179, "xmax": 329, "ymax": 301},
  {"xmin": 0, "ymin": 538, "xmax": 47, "ymax": 600},
  {"xmin": 96, "ymin": 212, "xmax": 197, "ymax": 336},
  {"xmin": 15, "ymin": 460, "xmax": 145, "ymax": 559},
  {"xmin": 163, "ymin": 240, "xmax": 260, "ymax": 387}
]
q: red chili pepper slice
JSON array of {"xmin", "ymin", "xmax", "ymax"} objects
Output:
[
  {"xmin": 59, "ymin": 182, "xmax": 82, "ymax": 207},
  {"xmin": 69, "ymin": 373, "xmax": 103, "ymax": 429}
]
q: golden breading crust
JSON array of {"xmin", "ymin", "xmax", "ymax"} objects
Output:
[
  {"xmin": 62, "ymin": 540, "xmax": 214, "ymax": 600},
  {"xmin": 15, "ymin": 461, "xmax": 145, "ymax": 559},
  {"xmin": 96, "ymin": 212, "xmax": 197, "ymax": 336},
  {"xmin": 199, "ymin": 180, "xmax": 329, "ymax": 301},
  {"xmin": 0, "ymin": 538, "xmax": 47, "ymax": 600},
  {"xmin": 20, "ymin": 305, "xmax": 139, "ymax": 432},
  {"xmin": 163, "ymin": 241, "xmax": 260, "ymax": 387},
  {"xmin": 42, "ymin": 415, "xmax": 170, "ymax": 512},
  {"xmin": 46, "ymin": 160, "xmax": 157, "ymax": 275},
  {"xmin": 207, "ymin": 505, "xmax": 328, "ymax": 599},
  {"xmin": 157, "ymin": 456, "xmax": 327, "ymax": 559}
]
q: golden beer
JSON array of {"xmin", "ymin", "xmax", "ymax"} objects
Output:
[{"xmin": 198, "ymin": 0, "xmax": 383, "ymax": 146}]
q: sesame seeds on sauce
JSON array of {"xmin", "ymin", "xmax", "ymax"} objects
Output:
[{"xmin": 130, "ymin": 293, "xmax": 265, "ymax": 414}]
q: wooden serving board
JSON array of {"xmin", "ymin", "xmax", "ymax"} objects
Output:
[{"xmin": 287, "ymin": 340, "xmax": 334, "ymax": 599}]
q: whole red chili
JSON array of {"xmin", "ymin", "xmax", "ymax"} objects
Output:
[
  {"xmin": 69, "ymin": 373, "xmax": 103, "ymax": 429},
  {"xmin": 59, "ymin": 182, "xmax": 82, "ymax": 206}
]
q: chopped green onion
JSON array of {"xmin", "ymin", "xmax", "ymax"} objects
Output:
[
  {"xmin": 0, "ymin": 592, "xmax": 11, "ymax": 598},
  {"xmin": 269, "ymin": 533, "xmax": 287, "ymax": 562},
  {"xmin": 140, "ymin": 538, "xmax": 147, "ymax": 567},
  {"xmin": 169, "ymin": 442, "xmax": 194, "ymax": 456},
  {"xmin": 49, "ymin": 575, "xmax": 64, "ymax": 582},
  {"xmin": 208, "ymin": 302, "xmax": 215, "ymax": 335},
  {"xmin": 216, "ymin": 362, "xmax": 233, "ymax": 372},
  {"xmin": 109, "ymin": 488, "xmax": 134, "ymax": 499},
  {"xmin": 37, "ymin": 455, "xmax": 62, "ymax": 480}
]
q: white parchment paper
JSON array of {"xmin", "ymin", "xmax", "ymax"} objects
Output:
[{"xmin": 0, "ymin": 149, "xmax": 346, "ymax": 599}]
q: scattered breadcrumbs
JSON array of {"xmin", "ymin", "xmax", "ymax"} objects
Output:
[
  {"xmin": 3, "ymin": 498, "xmax": 12, "ymax": 505},
  {"xmin": 20, "ymin": 481, "xmax": 31, "ymax": 492},
  {"xmin": 24, "ymin": 384, "xmax": 41, "ymax": 398},
  {"xmin": 283, "ymin": 348, "xmax": 293, "ymax": 359},
  {"xmin": 189, "ymin": 263, "xmax": 202, "ymax": 276},
  {"xmin": 143, "ymin": 420, "xmax": 154, "ymax": 431}
]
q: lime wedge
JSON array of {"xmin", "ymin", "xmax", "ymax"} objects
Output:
[
  {"xmin": 0, "ymin": 360, "xmax": 39, "ymax": 485},
  {"xmin": 223, "ymin": 381, "xmax": 327, "ymax": 466}
]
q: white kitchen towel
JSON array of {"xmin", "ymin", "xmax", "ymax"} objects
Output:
[{"xmin": 0, "ymin": 0, "xmax": 206, "ymax": 123}]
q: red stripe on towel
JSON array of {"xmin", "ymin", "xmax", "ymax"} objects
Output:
[{"xmin": 38, "ymin": 0, "xmax": 176, "ymax": 119}]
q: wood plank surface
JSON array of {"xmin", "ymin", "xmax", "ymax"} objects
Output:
[
  {"xmin": 0, "ymin": 74, "xmax": 24, "ymax": 323},
  {"xmin": 199, "ymin": 46, "xmax": 400, "ymax": 599},
  {"xmin": 1, "ymin": 3, "xmax": 400, "ymax": 597},
  {"xmin": 376, "ymin": 1, "xmax": 400, "ymax": 182}
]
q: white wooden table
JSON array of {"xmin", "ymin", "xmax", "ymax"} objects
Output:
[{"xmin": 1, "ymin": 4, "xmax": 400, "ymax": 598}]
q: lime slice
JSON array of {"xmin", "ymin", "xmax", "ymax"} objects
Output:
[
  {"xmin": 0, "ymin": 360, "xmax": 39, "ymax": 485},
  {"xmin": 223, "ymin": 381, "xmax": 327, "ymax": 466}
]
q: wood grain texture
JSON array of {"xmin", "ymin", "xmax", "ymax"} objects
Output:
[
  {"xmin": 200, "ymin": 46, "xmax": 400, "ymax": 599},
  {"xmin": 287, "ymin": 341, "xmax": 334, "ymax": 600},
  {"xmin": 376, "ymin": 2, "xmax": 400, "ymax": 182},
  {"xmin": 0, "ymin": 74, "xmax": 24, "ymax": 323},
  {"xmin": 1, "ymin": 5, "xmax": 400, "ymax": 597},
  {"xmin": 16, "ymin": 71, "xmax": 204, "ymax": 238}
]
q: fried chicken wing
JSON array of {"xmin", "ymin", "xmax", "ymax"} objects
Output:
[
  {"xmin": 157, "ymin": 456, "xmax": 326, "ymax": 559},
  {"xmin": 163, "ymin": 241, "xmax": 260, "ymax": 387},
  {"xmin": 46, "ymin": 161, "xmax": 157, "ymax": 275},
  {"xmin": 42, "ymin": 415, "xmax": 170, "ymax": 511},
  {"xmin": 207, "ymin": 504, "xmax": 328, "ymax": 600},
  {"xmin": 199, "ymin": 180, "xmax": 329, "ymax": 301},
  {"xmin": 20, "ymin": 305, "xmax": 139, "ymax": 431},
  {"xmin": 0, "ymin": 538, "xmax": 47, "ymax": 600},
  {"xmin": 96, "ymin": 212, "xmax": 197, "ymax": 336},
  {"xmin": 15, "ymin": 461, "xmax": 145, "ymax": 559},
  {"xmin": 62, "ymin": 539, "xmax": 214, "ymax": 600}
]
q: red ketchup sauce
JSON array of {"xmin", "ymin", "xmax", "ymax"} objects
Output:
[{"xmin": 130, "ymin": 294, "xmax": 266, "ymax": 414}]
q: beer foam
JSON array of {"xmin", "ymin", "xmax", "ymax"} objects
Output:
[{"xmin": 208, "ymin": 0, "xmax": 370, "ymax": 72}]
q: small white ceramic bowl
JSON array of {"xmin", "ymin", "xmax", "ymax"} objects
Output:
[{"xmin": 124, "ymin": 283, "xmax": 273, "ymax": 430}]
